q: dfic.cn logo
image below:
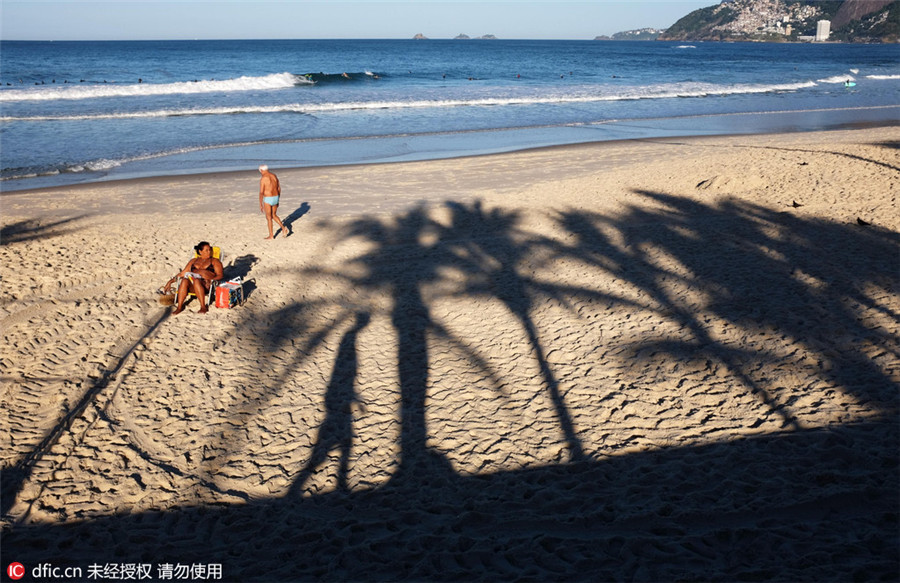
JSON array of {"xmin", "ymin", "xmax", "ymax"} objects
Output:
[{"xmin": 7, "ymin": 563, "xmax": 25, "ymax": 580}]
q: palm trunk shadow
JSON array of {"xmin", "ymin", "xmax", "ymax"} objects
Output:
[
  {"xmin": 289, "ymin": 312, "xmax": 370, "ymax": 495},
  {"xmin": 391, "ymin": 280, "xmax": 455, "ymax": 481},
  {"xmin": 445, "ymin": 201, "xmax": 588, "ymax": 462}
]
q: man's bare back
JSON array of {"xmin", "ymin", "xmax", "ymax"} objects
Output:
[
  {"xmin": 258, "ymin": 164, "xmax": 289, "ymax": 239},
  {"xmin": 260, "ymin": 170, "xmax": 280, "ymax": 198}
]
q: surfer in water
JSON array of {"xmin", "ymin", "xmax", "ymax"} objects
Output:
[{"xmin": 259, "ymin": 164, "xmax": 289, "ymax": 239}]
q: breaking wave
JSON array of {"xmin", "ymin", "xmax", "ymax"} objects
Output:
[
  {"xmin": 0, "ymin": 72, "xmax": 308, "ymax": 102},
  {"xmin": 301, "ymin": 71, "xmax": 382, "ymax": 84},
  {"xmin": 0, "ymin": 80, "xmax": 818, "ymax": 122},
  {"xmin": 818, "ymin": 75, "xmax": 856, "ymax": 84}
]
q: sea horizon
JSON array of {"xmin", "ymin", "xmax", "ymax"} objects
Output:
[{"xmin": 2, "ymin": 38, "xmax": 898, "ymax": 192}]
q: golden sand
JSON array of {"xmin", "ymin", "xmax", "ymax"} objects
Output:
[{"xmin": 2, "ymin": 127, "xmax": 898, "ymax": 580}]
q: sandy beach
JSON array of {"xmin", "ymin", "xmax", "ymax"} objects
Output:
[{"xmin": 2, "ymin": 127, "xmax": 898, "ymax": 581}]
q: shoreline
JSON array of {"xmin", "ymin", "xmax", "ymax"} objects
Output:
[
  {"xmin": 3, "ymin": 126, "xmax": 899, "ymax": 225},
  {"xmin": 3, "ymin": 119, "xmax": 898, "ymax": 198},
  {"xmin": 4, "ymin": 106, "xmax": 898, "ymax": 195},
  {"xmin": 2, "ymin": 125, "xmax": 898, "ymax": 580}
]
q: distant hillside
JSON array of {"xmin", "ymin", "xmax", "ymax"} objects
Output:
[
  {"xmin": 658, "ymin": 0, "xmax": 898, "ymax": 42},
  {"xmin": 595, "ymin": 28, "xmax": 666, "ymax": 41},
  {"xmin": 832, "ymin": 0, "xmax": 899, "ymax": 41}
]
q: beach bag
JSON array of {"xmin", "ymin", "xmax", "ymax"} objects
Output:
[
  {"xmin": 156, "ymin": 286, "xmax": 176, "ymax": 306},
  {"xmin": 215, "ymin": 278, "xmax": 244, "ymax": 309}
]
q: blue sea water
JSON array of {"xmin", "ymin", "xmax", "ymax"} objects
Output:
[{"xmin": 1, "ymin": 39, "xmax": 898, "ymax": 191}]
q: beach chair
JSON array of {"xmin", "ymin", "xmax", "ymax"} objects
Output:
[{"xmin": 180, "ymin": 245, "xmax": 224, "ymax": 307}]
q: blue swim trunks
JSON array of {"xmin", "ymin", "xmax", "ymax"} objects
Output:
[{"xmin": 263, "ymin": 195, "xmax": 280, "ymax": 206}]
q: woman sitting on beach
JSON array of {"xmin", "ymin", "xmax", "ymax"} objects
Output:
[{"xmin": 163, "ymin": 241, "xmax": 224, "ymax": 315}]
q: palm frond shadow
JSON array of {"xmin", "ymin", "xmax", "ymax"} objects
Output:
[
  {"xmin": 4, "ymin": 194, "xmax": 898, "ymax": 581},
  {"xmin": 553, "ymin": 189, "xmax": 899, "ymax": 417},
  {"xmin": 0, "ymin": 215, "xmax": 89, "ymax": 245}
]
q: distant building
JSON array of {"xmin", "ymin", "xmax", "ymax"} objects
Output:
[{"xmin": 816, "ymin": 20, "xmax": 831, "ymax": 42}]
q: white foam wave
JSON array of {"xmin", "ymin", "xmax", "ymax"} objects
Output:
[
  {"xmin": 817, "ymin": 75, "xmax": 855, "ymax": 84},
  {"xmin": 0, "ymin": 104, "xmax": 313, "ymax": 122},
  {"xmin": 305, "ymin": 81, "xmax": 815, "ymax": 111},
  {"xmin": 2, "ymin": 144, "xmax": 220, "ymax": 181},
  {"xmin": 2, "ymin": 156, "xmax": 136, "ymax": 181},
  {"xmin": 0, "ymin": 81, "xmax": 818, "ymax": 122},
  {"xmin": 0, "ymin": 169, "xmax": 59, "ymax": 180},
  {"xmin": 866, "ymin": 74, "xmax": 900, "ymax": 80},
  {"xmin": 0, "ymin": 72, "xmax": 306, "ymax": 102}
]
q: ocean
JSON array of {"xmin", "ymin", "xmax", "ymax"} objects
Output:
[{"xmin": 1, "ymin": 39, "xmax": 898, "ymax": 192}]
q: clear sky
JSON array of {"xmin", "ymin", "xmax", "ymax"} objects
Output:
[{"xmin": 0, "ymin": 1, "xmax": 717, "ymax": 41}]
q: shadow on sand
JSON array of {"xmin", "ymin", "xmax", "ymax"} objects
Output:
[
  {"xmin": 0, "ymin": 215, "xmax": 89, "ymax": 245},
  {"xmin": 284, "ymin": 202, "xmax": 311, "ymax": 232},
  {"xmin": 3, "ymin": 191, "xmax": 898, "ymax": 581}
]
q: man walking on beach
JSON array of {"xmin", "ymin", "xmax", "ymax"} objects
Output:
[{"xmin": 259, "ymin": 164, "xmax": 289, "ymax": 239}]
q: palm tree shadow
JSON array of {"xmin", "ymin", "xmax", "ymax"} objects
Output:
[
  {"xmin": 290, "ymin": 311, "xmax": 370, "ymax": 494},
  {"xmin": 198, "ymin": 295, "xmax": 362, "ymax": 487},
  {"xmin": 205, "ymin": 200, "xmax": 594, "ymax": 496},
  {"xmin": 440, "ymin": 200, "xmax": 588, "ymax": 461},
  {"xmin": 554, "ymin": 189, "xmax": 900, "ymax": 422},
  {"xmin": 338, "ymin": 206, "xmax": 458, "ymax": 484},
  {"xmin": 4, "ymin": 194, "xmax": 898, "ymax": 581},
  {"xmin": 0, "ymin": 215, "xmax": 89, "ymax": 245}
]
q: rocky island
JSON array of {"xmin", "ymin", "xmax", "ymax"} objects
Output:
[{"xmin": 453, "ymin": 34, "xmax": 498, "ymax": 39}]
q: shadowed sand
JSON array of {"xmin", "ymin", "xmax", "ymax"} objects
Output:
[{"xmin": 1, "ymin": 128, "xmax": 898, "ymax": 581}]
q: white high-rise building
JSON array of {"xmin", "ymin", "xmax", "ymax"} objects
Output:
[{"xmin": 816, "ymin": 20, "xmax": 831, "ymax": 42}]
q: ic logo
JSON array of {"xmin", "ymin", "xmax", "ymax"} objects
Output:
[{"xmin": 7, "ymin": 563, "xmax": 25, "ymax": 580}]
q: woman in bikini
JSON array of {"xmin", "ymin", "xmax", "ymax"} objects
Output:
[{"xmin": 164, "ymin": 241, "xmax": 224, "ymax": 315}]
